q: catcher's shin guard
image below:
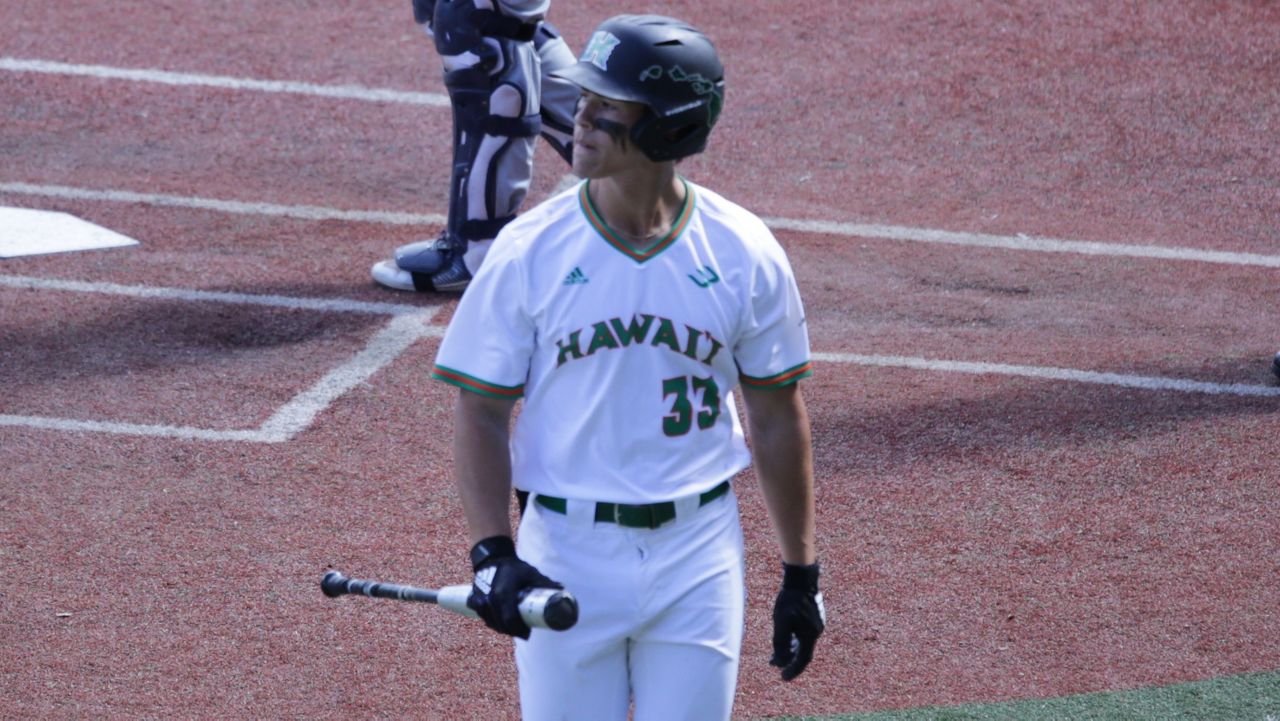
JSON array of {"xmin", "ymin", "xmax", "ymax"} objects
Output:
[
  {"xmin": 534, "ymin": 21, "xmax": 577, "ymax": 166},
  {"xmin": 436, "ymin": 0, "xmax": 542, "ymax": 253}
]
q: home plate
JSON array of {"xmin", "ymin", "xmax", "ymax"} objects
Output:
[{"xmin": 0, "ymin": 207, "xmax": 139, "ymax": 258}]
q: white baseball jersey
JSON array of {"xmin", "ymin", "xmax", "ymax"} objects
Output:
[{"xmin": 432, "ymin": 178, "xmax": 811, "ymax": 503}]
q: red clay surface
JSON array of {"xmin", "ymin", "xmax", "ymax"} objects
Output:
[{"xmin": 2, "ymin": 2, "xmax": 1278, "ymax": 719}]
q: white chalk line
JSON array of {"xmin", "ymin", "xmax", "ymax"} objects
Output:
[
  {"xmin": 0, "ymin": 57, "xmax": 450, "ymax": 107},
  {"xmin": 0, "ymin": 274, "xmax": 433, "ymax": 316},
  {"xmin": 4, "ymin": 181, "xmax": 1279, "ymax": 269},
  {"xmin": 255, "ymin": 313, "xmax": 441, "ymax": 441},
  {"xmin": 814, "ymin": 353, "xmax": 1280, "ymax": 398},
  {"xmin": 0, "ymin": 415, "xmax": 269, "ymax": 443},
  {"xmin": 0, "ymin": 182, "xmax": 446, "ymax": 227},
  {"xmin": 0, "ymin": 276, "xmax": 444, "ymax": 442},
  {"xmin": 762, "ymin": 217, "xmax": 1280, "ymax": 269}
]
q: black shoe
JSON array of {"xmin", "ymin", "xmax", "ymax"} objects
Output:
[
  {"xmin": 370, "ymin": 233, "xmax": 463, "ymax": 292},
  {"xmin": 1272, "ymin": 351, "xmax": 1280, "ymax": 381},
  {"xmin": 421, "ymin": 254, "xmax": 472, "ymax": 293},
  {"xmin": 394, "ymin": 235, "xmax": 456, "ymax": 275}
]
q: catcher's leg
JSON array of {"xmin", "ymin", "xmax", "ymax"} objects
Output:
[
  {"xmin": 534, "ymin": 20, "xmax": 577, "ymax": 167},
  {"xmin": 373, "ymin": 0, "xmax": 547, "ymax": 292}
]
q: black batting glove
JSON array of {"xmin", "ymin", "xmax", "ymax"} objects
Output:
[
  {"xmin": 770, "ymin": 562, "xmax": 825, "ymax": 681},
  {"xmin": 467, "ymin": 535, "xmax": 562, "ymax": 640}
]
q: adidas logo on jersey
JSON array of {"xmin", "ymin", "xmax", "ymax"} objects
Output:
[{"xmin": 563, "ymin": 267, "xmax": 590, "ymax": 285}]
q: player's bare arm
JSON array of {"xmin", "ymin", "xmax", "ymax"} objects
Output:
[
  {"xmin": 742, "ymin": 381, "xmax": 825, "ymax": 682},
  {"xmin": 741, "ymin": 382, "xmax": 816, "ymax": 565},
  {"xmin": 451, "ymin": 388, "xmax": 565, "ymax": 641},
  {"xmin": 452, "ymin": 389, "xmax": 518, "ymax": 543}
]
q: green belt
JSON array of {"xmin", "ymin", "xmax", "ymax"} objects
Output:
[{"xmin": 534, "ymin": 480, "xmax": 730, "ymax": 529}]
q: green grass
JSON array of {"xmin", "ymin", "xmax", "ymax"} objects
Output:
[{"xmin": 761, "ymin": 670, "xmax": 1280, "ymax": 721}]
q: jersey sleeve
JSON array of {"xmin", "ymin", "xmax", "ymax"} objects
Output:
[
  {"xmin": 431, "ymin": 241, "xmax": 534, "ymax": 398},
  {"xmin": 734, "ymin": 233, "xmax": 813, "ymax": 390}
]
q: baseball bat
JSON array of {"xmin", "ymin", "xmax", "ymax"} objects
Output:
[{"xmin": 320, "ymin": 570, "xmax": 579, "ymax": 631}]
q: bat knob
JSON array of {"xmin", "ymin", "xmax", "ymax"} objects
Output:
[
  {"xmin": 542, "ymin": 590, "xmax": 580, "ymax": 631},
  {"xmin": 321, "ymin": 570, "xmax": 348, "ymax": 598}
]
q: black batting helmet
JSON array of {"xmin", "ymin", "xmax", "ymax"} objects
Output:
[{"xmin": 553, "ymin": 14, "xmax": 725, "ymax": 162}]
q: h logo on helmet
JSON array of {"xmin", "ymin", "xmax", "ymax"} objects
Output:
[{"xmin": 581, "ymin": 31, "xmax": 622, "ymax": 71}]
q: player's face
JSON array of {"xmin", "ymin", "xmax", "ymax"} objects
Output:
[{"xmin": 571, "ymin": 91, "xmax": 647, "ymax": 178}]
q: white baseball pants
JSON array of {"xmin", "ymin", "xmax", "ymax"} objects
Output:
[{"xmin": 513, "ymin": 488, "xmax": 746, "ymax": 721}]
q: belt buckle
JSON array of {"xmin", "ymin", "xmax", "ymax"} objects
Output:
[{"xmin": 614, "ymin": 502, "xmax": 660, "ymax": 529}]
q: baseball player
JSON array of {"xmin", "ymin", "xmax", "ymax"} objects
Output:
[
  {"xmin": 370, "ymin": 0, "xmax": 580, "ymax": 292},
  {"xmin": 431, "ymin": 15, "xmax": 824, "ymax": 720}
]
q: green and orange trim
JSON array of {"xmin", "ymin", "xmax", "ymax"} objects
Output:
[
  {"xmin": 740, "ymin": 361, "xmax": 814, "ymax": 389},
  {"xmin": 579, "ymin": 178, "xmax": 695, "ymax": 262},
  {"xmin": 431, "ymin": 365, "xmax": 524, "ymax": 399}
]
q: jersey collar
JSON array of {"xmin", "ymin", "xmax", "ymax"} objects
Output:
[{"xmin": 579, "ymin": 178, "xmax": 695, "ymax": 263}]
